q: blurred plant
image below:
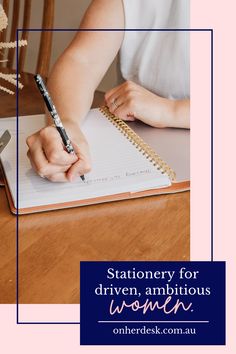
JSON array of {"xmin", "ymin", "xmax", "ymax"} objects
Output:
[{"xmin": 0, "ymin": 4, "xmax": 27, "ymax": 94}]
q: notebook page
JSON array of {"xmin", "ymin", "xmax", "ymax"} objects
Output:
[{"xmin": 0, "ymin": 109, "xmax": 171, "ymax": 209}]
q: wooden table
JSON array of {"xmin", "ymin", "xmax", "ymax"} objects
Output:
[{"xmin": 0, "ymin": 74, "xmax": 190, "ymax": 304}]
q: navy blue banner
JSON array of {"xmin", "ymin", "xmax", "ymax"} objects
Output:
[{"xmin": 80, "ymin": 261, "xmax": 225, "ymax": 345}]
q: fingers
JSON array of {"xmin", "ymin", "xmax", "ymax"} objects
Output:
[
  {"xmin": 105, "ymin": 80, "xmax": 137, "ymax": 105},
  {"xmin": 28, "ymin": 150, "xmax": 70, "ymax": 182},
  {"xmin": 67, "ymin": 158, "xmax": 91, "ymax": 182},
  {"xmin": 26, "ymin": 125, "xmax": 91, "ymax": 183},
  {"xmin": 105, "ymin": 85, "xmax": 126, "ymax": 112},
  {"xmin": 27, "ymin": 146, "xmax": 71, "ymax": 182},
  {"xmin": 105, "ymin": 82, "xmax": 126, "ymax": 102},
  {"xmin": 105, "ymin": 81, "xmax": 137, "ymax": 120},
  {"xmin": 42, "ymin": 172, "xmax": 69, "ymax": 183},
  {"xmin": 67, "ymin": 141, "xmax": 92, "ymax": 181},
  {"xmin": 27, "ymin": 150, "xmax": 71, "ymax": 176},
  {"xmin": 106, "ymin": 94, "xmax": 136, "ymax": 121},
  {"xmin": 111, "ymin": 103, "xmax": 136, "ymax": 121},
  {"xmin": 37, "ymin": 126, "xmax": 78, "ymax": 165}
]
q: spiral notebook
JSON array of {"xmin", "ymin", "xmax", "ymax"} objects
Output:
[{"xmin": 0, "ymin": 107, "xmax": 189, "ymax": 214}]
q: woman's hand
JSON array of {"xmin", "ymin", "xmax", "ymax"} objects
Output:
[
  {"xmin": 105, "ymin": 81, "xmax": 190, "ymax": 129},
  {"xmin": 26, "ymin": 121, "xmax": 91, "ymax": 182}
]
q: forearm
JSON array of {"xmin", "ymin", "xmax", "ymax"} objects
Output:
[
  {"xmin": 26, "ymin": 0, "xmax": 126, "ymax": 182},
  {"xmin": 138, "ymin": 94, "xmax": 190, "ymax": 129},
  {"xmin": 46, "ymin": 54, "xmax": 98, "ymax": 128},
  {"xmin": 45, "ymin": 0, "xmax": 124, "ymax": 129}
]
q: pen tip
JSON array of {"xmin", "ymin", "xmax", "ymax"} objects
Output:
[{"xmin": 80, "ymin": 175, "xmax": 85, "ymax": 182}]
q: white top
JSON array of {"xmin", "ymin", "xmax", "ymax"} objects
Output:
[{"xmin": 120, "ymin": 0, "xmax": 190, "ymax": 100}]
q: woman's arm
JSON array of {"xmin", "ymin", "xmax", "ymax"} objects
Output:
[
  {"xmin": 27, "ymin": 0, "xmax": 125, "ymax": 182},
  {"xmin": 46, "ymin": 0, "xmax": 124, "ymax": 126}
]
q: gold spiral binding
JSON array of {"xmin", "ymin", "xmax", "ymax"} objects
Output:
[{"xmin": 99, "ymin": 106, "xmax": 176, "ymax": 181}]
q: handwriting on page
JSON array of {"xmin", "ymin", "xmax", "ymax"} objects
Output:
[{"xmin": 85, "ymin": 169, "xmax": 154, "ymax": 185}]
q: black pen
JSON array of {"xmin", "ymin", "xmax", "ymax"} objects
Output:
[{"xmin": 34, "ymin": 74, "xmax": 85, "ymax": 182}]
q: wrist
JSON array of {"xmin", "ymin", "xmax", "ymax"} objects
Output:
[
  {"xmin": 47, "ymin": 118, "xmax": 86, "ymax": 145},
  {"xmin": 152, "ymin": 97, "xmax": 175, "ymax": 128},
  {"xmin": 62, "ymin": 119, "xmax": 81, "ymax": 132},
  {"xmin": 63, "ymin": 120, "xmax": 87, "ymax": 143},
  {"xmin": 158, "ymin": 99, "xmax": 190, "ymax": 129},
  {"xmin": 172, "ymin": 99, "xmax": 190, "ymax": 129},
  {"xmin": 162, "ymin": 98, "xmax": 176, "ymax": 128}
]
